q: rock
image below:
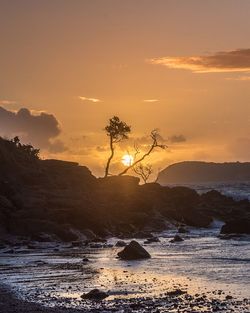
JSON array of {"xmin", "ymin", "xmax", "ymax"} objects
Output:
[
  {"xmin": 27, "ymin": 243, "xmax": 38, "ymax": 249},
  {"xmin": 82, "ymin": 229, "xmax": 98, "ymax": 241},
  {"xmin": 90, "ymin": 237, "xmax": 107, "ymax": 243},
  {"xmin": 32, "ymin": 260, "xmax": 48, "ymax": 266},
  {"xmin": 89, "ymin": 243, "xmax": 103, "ymax": 248},
  {"xmin": 133, "ymin": 231, "xmax": 153, "ymax": 239},
  {"xmin": 144, "ymin": 236, "xmax": 160, "ymax": 244},
  {"xmin": 166, "ymin": 289, "xmax": 186, "ymax": 296},
  {"xmin": 218, "ymin": 233, "xmax": 241, "ymax": 240},
  {"xmin": 81, "ymin": 289, "xmax": 109, "ymax": 300},
  {"xmin": 9, "ymin": 219, "xmax": 78, "ymax": 242},
  {"xmin": 115, "ymin": 240, "xmax": 127, "ymax": 247},
  {"xmin": 31, "ymin": 232, "xmax": 57, "ymax": 242},
  {"xmin": 71, "ymin": 241, "xmax": 83, "ymax": 247},
  {"xmin": 220, "ymin": 219, "xmax": 250, "ymax": 234},
  {"xmin": 178, "ymin": 226, "xmax": 189, "ymax": 233},
  {"xmin": 170, "ymin": 234, "xmax": 184, "ymax": 243},
  {"xmin": 182, "ymin": 210, "xmax": 213, "ymax": 228},
  {"xmin": 117, "ymin": 240, "xmax": 151, "ymax": 260}
]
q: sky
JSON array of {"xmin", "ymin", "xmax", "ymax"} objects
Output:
[{"xmin": 0, "ymin": 0, "xmax": 250, "ymax": 177}]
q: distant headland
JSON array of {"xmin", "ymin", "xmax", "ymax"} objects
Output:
[{"xmin": 157, "ymin": 161, "xmax": 250, "ymax": 184}]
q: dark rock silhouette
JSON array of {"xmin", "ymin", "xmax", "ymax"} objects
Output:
[
  {"xmin": 178, "ymin": 226, "xmax": 189, "ymax": 233},
  {"xmin": 115, "ymin": 240, "xmax": 127, "ymax": 247},
  {"xmin": 170, "ymin": 234, "xmax": 184, "ymax": 243},
  {"xmin": 81, "ymin": 289, "xmax": 109, "ymax": 300},
  {"xmin": 0, "ymin": 137, "xmax": 249, "ymax": 243},
  {"xmin": 220, "ymin": 219, "xmax": 250, "ymax": 234},
  {"xmin": 157, "ymin": 161, "xmax": 250, "ymax": 184},
  {"xmin": 167, "ymin": 289, "xmax": 186, "ymax": 296},
  {"xmin": 144, "ymin": 236, "xmax": 160, "ymax": 244},
  {"xmin": 117, "ymin": 240, "xmax": 151, "ymax": 260}
]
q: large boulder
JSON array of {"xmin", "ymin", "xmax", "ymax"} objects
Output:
[
  {"xmin": 117, "ymin": 240, "xmax": 151, "ymax": 260},
  {"xmin": 220, "ymin": 218, "xmax": 250, "ymax": 234}
]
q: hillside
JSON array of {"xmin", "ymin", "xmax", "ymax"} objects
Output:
[{"xmin": 157, "ymin": 161, "xmax": 250, "ymax": 184}]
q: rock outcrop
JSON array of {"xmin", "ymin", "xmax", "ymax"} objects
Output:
[
  {"xmin": 0, "ymin": 137, "xmax": 249, "ymax": 243},
  {"xmin": 220, "ymin": 219, "xmax": 250, "ymax": 234}
]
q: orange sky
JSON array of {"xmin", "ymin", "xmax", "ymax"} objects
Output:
[{"xmin": 0, "ymin": 0, "xmax": 250, "ymax": 177}]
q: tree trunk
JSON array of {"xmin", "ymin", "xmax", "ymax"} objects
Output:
[{"xmin": 104, "ymin": 136, "xmax": 114, "ymax": 177}]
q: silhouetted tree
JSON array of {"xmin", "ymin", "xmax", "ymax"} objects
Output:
[
  {"xmin": 133, "ymin": 163, "xmax": 153, "ymax": 184},
  {"xmin": 118, "ymin": 129, "xmax": 167, "ymax": 176},
  {"xmin": 104, "ymin": 116, "xmax": 131, "ymax": 177},
  {"xmin": 10, "ymin": 136, "xmax": 40, "ymax": 160}
]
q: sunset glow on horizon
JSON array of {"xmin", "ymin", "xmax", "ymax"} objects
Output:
[
  {"xmin": 0, "ymin": 0, "xmax": 250, "ymax": 177},
  {"xmin": 121, "ymin": 154, "xmax": 134, "ymax": 167}
]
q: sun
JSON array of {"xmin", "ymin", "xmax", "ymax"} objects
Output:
[{"xmin": 122, "ymin": 154, "xmax": 134, "ymax": 166}]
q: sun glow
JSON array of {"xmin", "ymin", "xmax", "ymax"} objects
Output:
[{"xmin": 122, "ymin": 154, "xmax": 134, "ymax": 166}]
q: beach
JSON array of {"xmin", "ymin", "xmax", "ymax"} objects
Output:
[{"xmin": 1, "ymin": 224, "xmax": 249, "ymax": 312}]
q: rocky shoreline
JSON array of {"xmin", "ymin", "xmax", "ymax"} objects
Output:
[
  {"xmin": 0, "ymin": 137, "xmax": 250, "ymax": 312},
  {"xmin": 1, "ymin": 229, "xmax": 249, "ymax": 312},
  {"xmin": 0, "ymin": 285, "xmax": 87, "ymax": 313},
  {"xmin": 1, "ymin": 276, "xmax": 249, "ymax": 312},
  {"xmin": 0, "ymin": 142, "xmax": 249, "ymax": 246}
]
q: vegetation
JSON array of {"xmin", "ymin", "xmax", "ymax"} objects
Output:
[
  {"xmin": 104, "ymin": 116, "xmax": 167, "ymax": 180},
  {"xmin": 11, "ymin": 136, "xmax": 40, "ymax": 159},
  {"xmin": 0, "ymin": 136, "xmax": 40, "ymax": 164},
  {"xmin": 133, "ymin": 163, "xmax": 153, "ymax": 184},
  {"xmin": 104, "ymin": 116, "xmax": 131, "ymax": 177},
  {"xmin": 118, "ymin": 129, "xmax": 167, "ymax": 176}
]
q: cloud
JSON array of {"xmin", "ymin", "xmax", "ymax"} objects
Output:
[
  {"xmin": 143, "ymin": 99, "xmax": 159, "ymax": 103},
  {"xmin": 0, "ymin": 106, "xmax": 66, "ymax": 152},
  {"xmin": 96, "ymin": 145, "xmax": 109, "ymax": 152},
  {"xmin": 149, "ymin": 49, "xmax": 250, "ymax": 73},
  {"xmin": 226, "ymin": 75, "xmax": 250, "ymax": 81},
  {"xmin": 0, "ymin": 100, "xmax": 17, "ymax": 105},
  {"xmin": 48, "ymin": 139, "xmax": 67, "ymax": 153},
  {"xmin": 78, "ymin": 96, "xmax": 101, "ymax": 102},
  {"xmin": 169, "ymin": 135, "xmax": 186, "ymax": 143}
]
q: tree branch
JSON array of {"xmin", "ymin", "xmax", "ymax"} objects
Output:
[{"xmin": 118, "ymin": 130, "xmax": 167, "ymax": 176}]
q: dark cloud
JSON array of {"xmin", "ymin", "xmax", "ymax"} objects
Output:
[
  {"xmin": 149, "ymin": 49, "xmax": 250, "ymax": 73},
  {"xmin": 169, "ymin": 135, "xmax": 186, "ymax": 143},
  {"xmin": 0, "ymin": 106, "xmax": 66, "ymax": 152}
]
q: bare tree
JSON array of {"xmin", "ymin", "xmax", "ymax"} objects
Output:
[
  {"xmin": 104, "ymin": 116, "xmax": 131, "ymax": 177},
  {"xmin": 118, "ymin": 129, "xmax": 167, "ymax": 176},
  {"xmin": 133, "ymin": 163, "xmax": 153, "ymax": 184}
]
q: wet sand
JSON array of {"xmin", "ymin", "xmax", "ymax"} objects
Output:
[
  {"xmin": 1, "ymin": 280, "xmax": 249, "ymax": 313},
  {"xmin": 0, "ymin": 231, "xmax": 250, "ymax": 312},
  {"xmin": 0, "ymin": 285, "xmax": 86, "ymax": 313}
]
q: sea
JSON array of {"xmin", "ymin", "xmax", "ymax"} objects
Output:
[{"xmin": 165, "ymin": 181, "xmax": 250, "ymax": 201}]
